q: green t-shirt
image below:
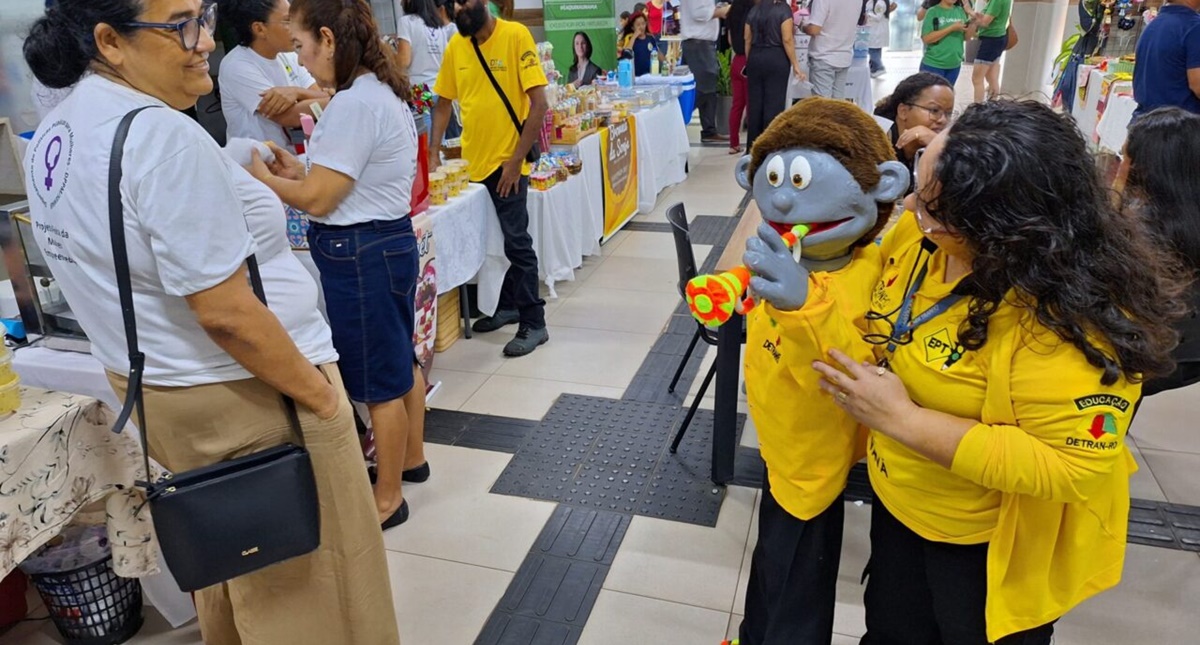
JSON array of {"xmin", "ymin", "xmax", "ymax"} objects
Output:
[
  {"xmin": 980, "ymin": 0, "xmax": 1012, "ymax": 38},
  {"xmin": 921, "ymin": 4, "xmax": 969, "ymax": 70}
]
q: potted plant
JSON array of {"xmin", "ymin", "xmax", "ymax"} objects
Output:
[{"xmin": 716, "ymin": 48, "xmax": 733, "ymax": 136}]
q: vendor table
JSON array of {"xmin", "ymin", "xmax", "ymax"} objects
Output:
[
  {"xmin": 634, "ymin": 73, "xmax": 696, "ymax": 125},
  {"xmin": 477, "ymin": 172, "xmax": 602, "ymax": 310},
  {"xmin": 634, "ymin": 101, "xmax": 691, "ymax": 214},
  {"xmin": 0, "ymin": 387, "xmax": 158, "ymax": 580},
  {"xmin": 1073, "ymin": 67, "xmax": 1133, "ymax": 150},
  {"xmin": 1096, "ymin": 93, "xmax": 1137, "ymax": 156}
]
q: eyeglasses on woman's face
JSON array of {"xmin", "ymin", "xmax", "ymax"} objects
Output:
[
  {"xmin": 904, "ymin": 102, "xmax": 954, "ymax": 123},
  {"xmin": 124, "ymin": 1, "xmax": 218, "ymax": 52}
]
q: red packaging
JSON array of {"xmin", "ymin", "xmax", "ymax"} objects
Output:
[
  {"xmin": 411, "ymin": 129, "xmax": 430, "ymax": 216},
  {"xmin": 0, "ymin": 570, "xmax": 29, "ymax": 628}
]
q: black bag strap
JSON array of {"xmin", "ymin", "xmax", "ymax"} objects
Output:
[
  {"xmin": 107, "ymin": 107, "xmax": 304, "ymax": 488},
  {"xmin": 471, "ymin": 37, "xmax": 525, "ymax": 137}
]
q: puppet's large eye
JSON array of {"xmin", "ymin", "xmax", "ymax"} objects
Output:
[
  {"xmin": 790, "ymin": 156, "xmax": 812, "ymax": 190},
  {"xmin": 766, "ymin": 156, "xmax": 785, "ymax": 188}
]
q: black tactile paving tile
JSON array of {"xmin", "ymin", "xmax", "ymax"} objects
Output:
[
  {"xmin": 532, "ymin": 506, "xmax": 631, "ymax": 565},
  {"xmin": 491, "ymin": 395, "xmax": 740, "ymax": 527},
  {"xmin": 474, "ymin": 506, "xmax": 631, "ymax": 645},
  {"xmin": 688, "ymin": 215, "xmax": 743, "ymax": 246},
  {"xmin": 475, "ymin": 614, "xmax": 580, "ymax": 645},
  {"xmin": 423, "ymin": 409, "xmax": 538, "ymax": 454},
  {"xmin": 731, "ymin": 446, "xmax": 766, "ymax": 489},
  {"xmin": 621, "ymin": 221, "xmax": 672, "ymax": 234}
]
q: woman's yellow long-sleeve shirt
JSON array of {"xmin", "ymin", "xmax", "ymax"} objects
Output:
[{"xmin": 834, "ymin": 212, "xmax": 1137, "ymax": 641}]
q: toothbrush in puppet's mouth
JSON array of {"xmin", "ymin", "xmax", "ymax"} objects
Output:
[{"xmin": 768, "ymin": 217, "xmax": 852, "ymax": 239}]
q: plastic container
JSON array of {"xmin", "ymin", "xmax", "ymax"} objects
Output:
[
  {"xmin": 853, "ymin": 26, "xmax": 870, "ymax": 59},
  {"xmin": 0, "ymin": 343, "xmax": 15, "ymax": 383},
  {"xmin": 618, "ymin": 59, "xmax": 634, "ymax": 88},
  {"xmin": 22, "ymin": 526, "xmax": 144, "ymax": 645},
  {"xmin": 0, "ymin": 377, "xmax": 20, "ymax": 416}
]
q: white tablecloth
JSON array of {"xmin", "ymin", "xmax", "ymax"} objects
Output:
[
  {"xmin": 476, "ymin": 172, "xmax": 602, "ymax": 309},
  {"xmin": 1, "ymin": 364, "xmax": 198, "ymax": 627},
  {"xmin": 634, "ymin": 72, "xmax": 695, "ymax": 91},
  {"xmin": 426, "ymin": 184, "xmax": 492, "ymax": 296},
  {"xmin": 1, "ymin": 387, "xmax": 158, "ymax": 581},
  {"xmin": 1096, "ymin": 93, "xmax": 1137, "ymax": 156},
  {"xmin": 635, "ymin": 102, "xmax": 690, "ymax": 213}
]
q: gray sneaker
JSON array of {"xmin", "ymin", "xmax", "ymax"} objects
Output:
[
  {"xmin": 472, "ymin": 309, "xmax": 519, "ymax": 333},
  {"xmin": 503, "ymin": 325, "xmax": 549, "ymax": 357}
]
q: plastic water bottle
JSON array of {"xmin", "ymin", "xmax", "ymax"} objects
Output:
[
  {"xmin": 618, "ymin": 59, "xmax": 634, "ymax": 88},
  {"xmin": 649, "ymin": 42, "xmax": 660, "ymax": 76},
  {"xmin": 853, "ymin": 26, "xmax": 870, "ymax": 59}
]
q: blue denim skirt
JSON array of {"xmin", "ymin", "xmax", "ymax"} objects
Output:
[{"xmin": 308, "ymin": 218, "xmax": 418, "ymax": 403}]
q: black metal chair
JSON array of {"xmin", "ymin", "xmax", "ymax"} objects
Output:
[{"xmin": 665, "ymin": 203, "xmax": 722, "ymax": 453}]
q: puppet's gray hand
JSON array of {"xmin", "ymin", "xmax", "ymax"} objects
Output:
[{"xmin": 743, "ymin": 222, "xmax": 809, "ymax": 311}]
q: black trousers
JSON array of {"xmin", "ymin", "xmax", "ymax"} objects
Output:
[
  {"xmin": 746, "ymin": 46, "xmax": 791, "ymax": 152},
  {"xmin": 861, "ymin": 500, "xmax": 1055, "ymax": 645},
  {"xmin": 481, "ymin": 169, "xmax": 546, "ymax": 328},
  {"xmin": 739, "ymin": 473, "xmax": 844, "ymax": 645},
  {"xmin": 682, "ymin": 38, "xmax": 720, "ymax": 137}
]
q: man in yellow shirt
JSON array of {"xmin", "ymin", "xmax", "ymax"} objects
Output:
[{"xmin": 430, "ymin": 0, "xmax": 549, "ymax": 356}]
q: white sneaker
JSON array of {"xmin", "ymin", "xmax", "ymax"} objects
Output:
[{"xmin": 870, "ymin": 69, "xmax": 886, "ymax": 79}]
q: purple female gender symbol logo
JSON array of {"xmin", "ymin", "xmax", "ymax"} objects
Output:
[{"xmin": 44, "ymin": 136, "xmax": 63, "ymax": 190}]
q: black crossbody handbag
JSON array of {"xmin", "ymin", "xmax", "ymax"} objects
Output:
[
  {"xmin": 109, "ymin": 107, "xmax": 320, "ymax": 592},
  {"xmin": 471, "ymin": 37, "xmax": 540, "ymax": 164}
]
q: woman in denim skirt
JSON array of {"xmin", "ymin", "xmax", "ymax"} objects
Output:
[{"xmin": 251, "ymin": 0, "xmax": 427, "ymax": 529}]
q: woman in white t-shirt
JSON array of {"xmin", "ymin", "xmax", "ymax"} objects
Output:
[
  {"xmin": 250, "ymin": 0, "xmax": 426, "ymax": 531},
  {"xmin": 395, "ymin": 0, "xmax": 460, "ymax": 136},
  {"xmin": 218, "ymin": 0, "xmax": 331, "ymax": 151},
  {"xmin": 21, "ymin": 1, "xmax": 399, "ymax": 642}
]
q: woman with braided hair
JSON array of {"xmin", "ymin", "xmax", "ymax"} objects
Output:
[{"xmin": 250, "ymin": 0, "xmax": 428, "ymax": 532}]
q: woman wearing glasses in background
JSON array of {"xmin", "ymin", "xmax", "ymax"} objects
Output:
[
  {"xmin": 873, "ymin": 72, "xmax": 955, "ymax": 177},
  {"xmin": 22, "ymin": 1, "xmax": 401, "ymax": 642}
]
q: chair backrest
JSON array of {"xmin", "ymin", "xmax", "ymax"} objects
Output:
[{"xmin": 666, "ymin": 202, "xmax": 697, "ymax": 298}]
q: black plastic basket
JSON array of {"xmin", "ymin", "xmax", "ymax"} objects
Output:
[{"xmin": 28, "ymin": 554, "xmax": 144, "ymax": 645}]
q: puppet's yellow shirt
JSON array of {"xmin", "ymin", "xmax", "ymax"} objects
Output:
[
  {"xmin": 745, "ymin": 245, "xmax": 878, "ymax": 521},
  {"xmin": 836, "ymin": 212, "xmax": 1138, "ymax": 640}
]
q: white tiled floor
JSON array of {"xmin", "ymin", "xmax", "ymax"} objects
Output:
[{"xmin": 8, "ymin": 50, "xmax": 1200, "ymax": 645}]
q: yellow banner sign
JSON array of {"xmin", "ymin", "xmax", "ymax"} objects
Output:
[{"xmin": 601, "ymin": 117, "xmax": 639, "ymax": 239}]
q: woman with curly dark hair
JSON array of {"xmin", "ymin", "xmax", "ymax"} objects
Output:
[
  {"xmin": 1121, "ymin": 107, "xmax": 1200, "ymax": 396},
  {"xmin": 751, "ymin": 100, "xmax": 1185, "ymax": 643}
]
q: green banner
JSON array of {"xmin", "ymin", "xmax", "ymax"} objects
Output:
[{"xmin": 543, "ymin": 0, "xmax": 617, "ymax": 82}]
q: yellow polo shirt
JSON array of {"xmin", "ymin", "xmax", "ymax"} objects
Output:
[
  {"xmin": 834, "ymin": 212, "xmax": 1138, "ymax": 640},
  {"xmin": 434, "ymin": 19, "xmax": 547, "ymax": 181}
]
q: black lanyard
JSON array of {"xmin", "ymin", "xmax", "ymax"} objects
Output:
[{"xmin": 885, "ymin": 258, "xmax": 964, "ymax": 355}]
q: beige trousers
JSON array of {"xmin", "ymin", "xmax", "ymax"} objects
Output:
[{"xmin": 109, "ymin": 364, "xmax": 401, "ymax": 645}]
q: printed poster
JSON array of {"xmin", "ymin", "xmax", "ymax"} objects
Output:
[{"xmin": 600, "ymin": 117, "xmax": 638, "ymax": 240}]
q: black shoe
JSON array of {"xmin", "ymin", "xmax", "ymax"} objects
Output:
[
  {"xmin": 402, "ymin": 462, "xmax": 430, "ymax": 483},
  {"xmin": 381, "ymin": 499, "xmax": 409, "ymax": 530},
  {"xmin": 472, "ymin": 309, "xmax": 519, "ymax": 333},
  {"xmin": 503, "ymin": 324, "xmax": 549, "ymax": 357}
]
